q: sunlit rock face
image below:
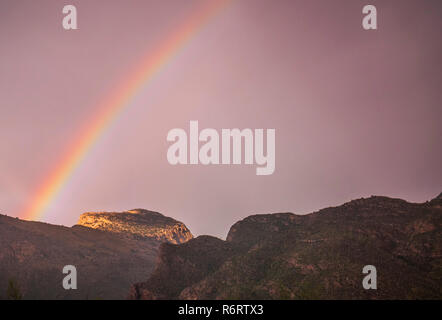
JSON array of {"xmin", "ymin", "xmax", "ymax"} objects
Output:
[{"xmin": 78, "ymin": 209, "xmax": 193, "ymax": 244}]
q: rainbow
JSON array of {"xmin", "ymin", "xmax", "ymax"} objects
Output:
[{"xmin": 22, "ymin": 0, "xmax": 232, "ymax": 221}]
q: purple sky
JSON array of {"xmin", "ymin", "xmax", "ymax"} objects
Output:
[{"xmin": 1, "ymin": 0, "xmax": 441, "ymax": 238}]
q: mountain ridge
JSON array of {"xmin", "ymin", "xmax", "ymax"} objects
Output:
[
  {"xmin": 130, "ymin": 194, "xmax": 441, "ymax": 300},
  {"xmin": 1, "ymin": 193, "xmax": 440, "ymax": 300}
]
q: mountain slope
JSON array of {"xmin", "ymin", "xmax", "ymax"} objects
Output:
[
  {"xmin": 0, "ymin": 210, "xmax": 192, "ymax": 299},
  {"xmin": 130, "ymin": 195, "xmax": 441, "ymax": 300}
]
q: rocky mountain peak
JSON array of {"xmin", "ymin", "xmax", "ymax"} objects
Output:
[{"xmin": 77, "ymin": 209, "xmax": 193, "ymax": 244}]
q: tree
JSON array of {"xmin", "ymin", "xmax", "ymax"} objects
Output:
[{"xmin": 6, "ymin": 278, "xmax": 23, "ymax": 300}]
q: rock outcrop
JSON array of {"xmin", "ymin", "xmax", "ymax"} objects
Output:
[
  {"xmin": 130, "ymin": 194, "xmax": 442, "ymax": 300},
  {"xmin": 77, "ymin": 209, "xmax": 193, "ymax": 244}
]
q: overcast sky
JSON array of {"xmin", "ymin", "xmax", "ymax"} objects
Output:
[{"xmin": 1, "ymin": 0, "xmax": 441, "ymax": 238}]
